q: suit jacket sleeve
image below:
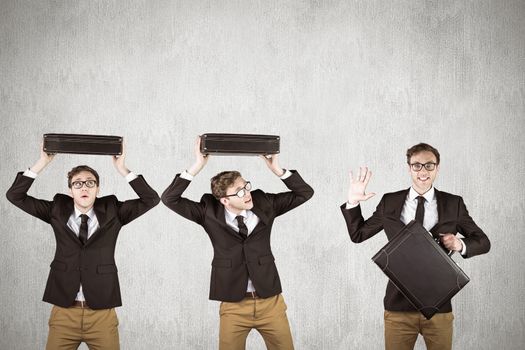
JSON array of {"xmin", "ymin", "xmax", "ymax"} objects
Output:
[
  {"xmin": 115, "ymin": 175, "xmax": 160, "ymax": 225},
  {"xmin": 161, "ymin": 174, "xmax": 206, "ymax": 225},
  {"xmin": 6, "ymin": 172, "xmax": 53, "ymax": 223},
  {"xmin": 266, "ymin": 170, "xmax": 314, "ymax": 217},
  {"xmin": 340, "ymin": 197, "xmax": 385, "ymax": 243},
  {"xmin": 457, "ymin": 197, "xmax": 491, "ymax": 258}
]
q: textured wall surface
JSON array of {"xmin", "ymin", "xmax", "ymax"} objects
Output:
[{"xmin": 1, "ymin": 0, "xmax": 523, "ymax": 349}]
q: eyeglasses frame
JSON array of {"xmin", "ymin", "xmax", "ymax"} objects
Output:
[{"xmin": 222, "ymin": 181, "xmax": 252, "ymax": 198}]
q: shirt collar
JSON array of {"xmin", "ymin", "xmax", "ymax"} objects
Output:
[
  {"xmin": 74, "ymin": 207, "xmax": 95, "ymax": 221},
  {"xmin": 408, "ymin": 186, "xmax": 435, "ymax": 202},
  {"xmin": 224, "ymin": 207, "xmax": 248, "ymax": 223}
]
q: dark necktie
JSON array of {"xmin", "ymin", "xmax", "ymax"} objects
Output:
[
  {"xmin": 236, "ymin": 215, "xmax": 248, "ymax": 240},
  {"xmin": 415, "ymin": 196, "xmax": 425, "ymax": 225},
  {"xmin": 79, "ymin": 214, "xmax": 89, "ymax": 245}
]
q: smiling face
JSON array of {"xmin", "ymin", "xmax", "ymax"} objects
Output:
[
  {"xmin": 69, "ymin": 170, "xmax": 99, "ymax": 213},
  {"xmin": 408, "ymin": 151, "xmax": 439, "ymax": 195},
  {"xmin": 219, "ymin": 177, "xmax": 253, "ymax": 214}
]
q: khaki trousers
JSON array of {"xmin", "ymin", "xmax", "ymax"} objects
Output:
[
  {"xmin": 46, "ymin": 305, "xmax": 119, "ymax": 350},
  {"xmin": 219, "ymin": 294, "xmax": 294, "ymax": 350},
  {"xmin": 384, "ymin": 310, "xmax": 453, "ymax": 350}
]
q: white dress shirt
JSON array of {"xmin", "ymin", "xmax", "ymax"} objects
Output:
[{"xmin": 400, "ymin": 187, "xmax": 438, "ymax": 230}]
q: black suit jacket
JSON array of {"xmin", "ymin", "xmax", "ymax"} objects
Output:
[
  {"xmin": 6, "ymin": 172, "xmax": 160, "ymax": 310},
  {"xmin": 341, "ymin": 188, "xmax": 490, "ymax": 313},
  {"xmin": 161, "ymin": 170, "xmax": 314, "ymax": 302}
]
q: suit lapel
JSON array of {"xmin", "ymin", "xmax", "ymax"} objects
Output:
[
  {"xmin": 251, "ymin": 194, "xmax": 270, "ymax": 223},
  {"xmin": 59, "ymin": 199, "xmax": 83, "ymax": 245},
  {"xmin": 429, "ymin": 188, "xmax": 444, "ymax": 238},
  {"xmin": 394, "ymin": 189, "xmax": 410, "ymax": 224},
  {"xmin": 212, "ymin": 202, "xmax": 244, "ymax": 242},
  {"xmin": 246, "ymin": 193, "xmax": 270, "ymax": 238},
  {"xmin": 85, "ymin": 198, "xmax": 108, "ymax": 245}
]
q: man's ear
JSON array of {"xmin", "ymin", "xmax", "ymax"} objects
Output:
[
  {"xmin": 68, "ymin": 188, "xmax": 73, "ymax": 197},
  {"xmin": 220, "ymin": 197, "xmax": 228, "ymax": 206}
]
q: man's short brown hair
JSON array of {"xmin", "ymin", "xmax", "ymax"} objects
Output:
[
  {"xmin": 211, "ymin": 171, "xmax": 242, "ymax": 199},
  {"xmin": 406, "ymin": 143, "xmax": 440, "ymax": 165},
  {"xmin": 67, "ymin": 165, "xmax": 100, "ymax": 188}
]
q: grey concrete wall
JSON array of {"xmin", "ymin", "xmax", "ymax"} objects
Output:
[{"xmin": 1, "ymin": 0, "xmax": 523, "ymax": 349}]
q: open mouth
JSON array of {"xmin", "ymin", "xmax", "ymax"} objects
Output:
[
  {"xmin": 418, "ymin": 177, "xmax": 430, "ymax": 182},
  {"xmin": 81, "ymin": 194, "xmax": 89, "ymax": 199},
  {"xmin": 244, "ymin": 198, "xmax": 252, "ymax": 204}
]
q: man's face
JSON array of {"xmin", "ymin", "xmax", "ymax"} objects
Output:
[
  {"xmin": 408, "ymin": 151, "xmax": 439, "ymax": 194},
  {"xmin": 220, "ymin": 177, "xmax": 253, "ymax": 214},
  {"xmin": 69, "ymin": 171, "xmax": 99, "ymax": 212}
]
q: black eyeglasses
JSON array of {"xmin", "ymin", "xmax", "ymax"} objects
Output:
[
  {"xmin": 410, "ymin": 162, "xmax": 437, "ymax": 171},
  {"xmin": 223, "ymin": 182, "xmax": 252, "ymax": 198},
  {"xmin": 71, "ymin": 180, "xmax": 98, "ymax": 189}
]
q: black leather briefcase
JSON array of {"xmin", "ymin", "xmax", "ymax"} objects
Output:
[
  {"xmin": 372, "ymin": 220, "xmax": 470, "ymax": 319},
  {"xmin": 43, "ymin": 133, "xmax": 123, "ymax": 155},
  {"xmin": 200, "ymin": 133, "xmax": 280, "ymax": 155}
]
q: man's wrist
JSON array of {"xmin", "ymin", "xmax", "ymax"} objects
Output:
[
  {"xmin": 30, "ymin": 159, "xmax": 47, "ymax": 174},
  {"xmin": 187, "ymin": 162, "xmax": 204, "ymax": 177},
  {"xmin": 459, "ymin": 238, "xmax": 467, "ymax": 255}
]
